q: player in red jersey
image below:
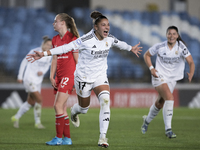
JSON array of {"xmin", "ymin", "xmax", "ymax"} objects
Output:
[{"xmin": 46, "ymin": 13, "xmax": 79, "ymax": 146}]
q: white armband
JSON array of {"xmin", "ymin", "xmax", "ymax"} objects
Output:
[
  {"xmin": 149, "ymin": 66, "xmax": 154, "ymax": 70},
  {"xmin": 43, "ymin": 51, "xmax": 48, "ymax": 56}
]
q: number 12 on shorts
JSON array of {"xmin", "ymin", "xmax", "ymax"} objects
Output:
[{"xmin": 61, "ymin": 77, "xmax": 69, "ymax": 88}]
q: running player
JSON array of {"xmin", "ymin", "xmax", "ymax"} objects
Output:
[
  {"xmin": 141, "ymin": 26, "xmax": 195, "ymax": 138},
  {"xmin": 27, "ymin": 11, "xmax": 142, "ymax": 148},
  {"xmin": 45, "ymin": 13, "xmax": 79, "ymax": 146},
  {"xmin": 11, "ymin": 36, "xmax": 52, "ymax": 129}
]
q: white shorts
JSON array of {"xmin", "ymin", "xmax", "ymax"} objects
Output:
[
  {"xmin": 75, "ymin": 75, "xmax": 109, "ymax": 98},
  {"xmin": 23, "ymin": 80, "xmax": 41, "ymax": 93},
  {"xmin": 151, "ymin": 72, "xmax": 176, "ymax": 93}
]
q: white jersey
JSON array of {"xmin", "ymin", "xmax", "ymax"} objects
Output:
[
  {"xmin": 50, "ymin": 29, "xmax": 132, "ymax": 82},
  {"xmin": 149, "ymin": 40, "xmax": 191, "ymax": 81},
  {"xmin": 18, "ymin": 47, "xmax": 52, "ymax": 84}
]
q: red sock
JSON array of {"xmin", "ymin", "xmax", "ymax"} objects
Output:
[
  {"xmin": 55, "ymin": 114, "xmax": 64, "ymax": 138},
  {"xmin": 63, "ymin": 115, "xmax": 70, "ymax": 138}
]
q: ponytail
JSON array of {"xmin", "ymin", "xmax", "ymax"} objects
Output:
[
  {"xmin": 90, "ymin": 11, "xmax": 107, "ymax": 25},
  {"xmin": 58, "ymin": 13, "xmax": 80, "ymax": 38}
]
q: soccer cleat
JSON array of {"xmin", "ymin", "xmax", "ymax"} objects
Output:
[
  {"xmin": 165, "ymin": 129, "xmax": 176, "ymax": 138},
  {"xmin": 70, "ymin": 107, "xmax": 80, "ymax": 127},
  {"xmin": 11, "ymin": 116, "xmax": 19, "ymax": 128},
  {"xmin": 62, "ymin": 137, "xmax": 72, "ymax": 145},
  {"xmin": 46, "ymin": 136, "xmax": 62, "ymax": 145},
  {"xmin": 98, "ymin": 138, "xmax": 109, "ymax": 148},
  {"xmin": 141, "ymin": 115, "xmax": 149, "ymax": 134},
  {"xmin": 35, "ymin": 123, "xmax": 45, "ymax": 129}
]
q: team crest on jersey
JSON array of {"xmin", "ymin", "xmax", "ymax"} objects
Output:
[
  {"xmin": 106, "ymin": 42, "xmax": 108, "ymax": 47},
  {"xmin": 175, "ymin": 50, "xmax": 179, "ymax": 55}
]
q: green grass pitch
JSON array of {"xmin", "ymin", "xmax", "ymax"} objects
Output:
[{"xmin": 0, "ymin": 107, "xmax": 200, "ymax": 150}]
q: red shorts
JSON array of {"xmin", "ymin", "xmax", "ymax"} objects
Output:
[{"xmin": 54, "ymin": 76, "xmax": 74, "ymax": 95}]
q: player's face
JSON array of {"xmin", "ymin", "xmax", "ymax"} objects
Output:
[
  {"xmin": 42, "ymin": 41, "xmax": 52, "ymax": 51},
  {"xmin": 166, "ymin": 29, "xmax": 179, "ymax": 45},
  {"xmin": 94, "ymin": 18, "xmax": 110, "ymax": 40},
  {"xmin": 53, "ymin": 15, "xmax": 64, "ymax": 32}
]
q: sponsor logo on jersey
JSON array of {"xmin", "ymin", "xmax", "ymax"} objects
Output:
[
  {"xmin": 57, "ymin": 56, "xmax": 68, "ymax": 59},
  {"xmin": 91, "ymin": 49, "xmax": 109, "ymax": 59}
]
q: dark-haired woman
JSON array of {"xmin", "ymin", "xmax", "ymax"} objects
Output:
[
  {"xmin": 141, "ymin": 26, "xmax": 195, "ymax": 138},
  {"xmin": 46, "ymin": 13, "xmax": 79, "ymax": 146},
  {"xmin": 11, "ymin": 36, "xmax": 52, "ymax": 129},
  {"xmin": 27, "ymin": 11, "xmax": 142, "ymax": 148}
]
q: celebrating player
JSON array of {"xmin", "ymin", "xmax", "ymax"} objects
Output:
[
  {"xmin": 27, "ymin": 11, "xmax": 142, "ymax": 148},
  {"xmin": 11, "ymin": 36, "xmax": 52, "ymax": 129},
  {"xmin": 141, "ymin": 26, "xmax": 195, "ymax": 138},
  {"xmin": 45, "ymin": 13, "xmax": 79, "ymax": 146}
]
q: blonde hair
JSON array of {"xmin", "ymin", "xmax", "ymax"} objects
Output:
[
  {"xmin": 42, "ymin": 36, "xmax": 51, "ymax": 44},
  {"xmin": 58, "ymin": 13, "xmax": 80, "ymax": 38}
]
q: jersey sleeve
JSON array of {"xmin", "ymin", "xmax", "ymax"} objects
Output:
[
  {"xmin": 50, "ymin": 38, "xmax": 82, "ymax": 55},
  {"xmin": 72, "ymin": 36, "xmax": 79, "ymax": 53},
  {"xmin": 110, "ymin": 35, "xmax": 132, "ymax": 51},
  {"xmin": 180, "ymin": 42, "xmax": 191, "ymax": 58},
  {"xmin": 149, "ymin": 43, "xmax": 160, "ymax": 56}
]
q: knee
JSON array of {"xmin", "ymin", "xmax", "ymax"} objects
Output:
[{"xmin": 98, "ymin": 91, "xmax": 110, "ymax": 111}]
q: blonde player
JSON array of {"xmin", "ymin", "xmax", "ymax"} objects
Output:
[
  {"xmin": 46, "ymin": 13, "xmax": 79, "ymax": 146},
  {"xmin": 141, "ymin": 26, "xmax": 195, "ymax": 138},
  {"xmin": 11, "ymin": 36, "xmax": 52, "ymax": 129},
  {"xmin": 27, "ymin": 11, "xmax": 142, "ymax": 148}
]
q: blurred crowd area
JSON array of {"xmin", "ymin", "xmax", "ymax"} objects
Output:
[{"xmin": 0, "ymin": 5, "xmax": 200, "ymax": 83}]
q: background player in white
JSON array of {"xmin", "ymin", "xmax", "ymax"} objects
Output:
[
  {"xmin": 141, "ymin": 26, "xmax": 195, "ymax": 138},
  {"xmin": 11, "ymin": 36, "xmax": 52, "ymax": 129},
  {"xmin": 27, "ymin": 11, "xmax": 142, "ymax": 148}
]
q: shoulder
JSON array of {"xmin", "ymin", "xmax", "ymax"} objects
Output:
[
  {"xmin": 107, "ymin": 34, "xmax": 118, "ymax": 43},
  {"xmin": 178, "ymin": 41, "xmax": 186, "ymax": 49},
  {"xmin": 150, "ymin": 41, "xmax": 166, "ymax": 51},
  {"xmin": 80, "ymin": 32, "xmax": 94, "ymax": 43}
]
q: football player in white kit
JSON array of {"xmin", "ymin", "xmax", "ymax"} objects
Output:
[
  {"xmin": 11, "ymin": 36, "xmax": 52, "ymax": 129},
  {"xmin": 27, "ymin": 11, "xmax": 142, "ymax": 147},
  {"xmin": 141, "ymin": 26, "xmax": 195, "ymax": 138}
]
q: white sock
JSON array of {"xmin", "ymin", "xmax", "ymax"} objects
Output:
[
  {"xmin": 145, "ymin": 103, "xmax": 160, "ymax": 124},
  {"xmin": 71, "ymin": 103, "xmax": 81, "ymax": 115},
  {"xmin": 34, "ymin": 102, "xmax": 42, "ymax": 124},
  {"xmin": 15, "ymin": 101, "xmax": 32, "ymax": 119},
  {"xmin": 163, "ymin": 100, "xmax": 174, "ymax": 131},
  {"xmin": 98, "ymin": 91, "xmax": 110, "ymax": 137}
]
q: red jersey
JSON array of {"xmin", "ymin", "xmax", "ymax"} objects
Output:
[{"xmin": 52, "ymin": 31, "xmax": 78, "ymax": 79}]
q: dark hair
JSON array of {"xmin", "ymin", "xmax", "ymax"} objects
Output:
[
  {"xmin": 42, "ymin": 36, "xmax": 51, "ymax": 44},
  {"xmin": 90, "ymin": 11, "xmax": 108, "ymax": 25},
  {"xmin": 166, "ymin": 26, "xmax": 186, "ymax": 45},
  {"xmin": 58, "ymin": 13, "xmax": 80, "ymax": 38}
]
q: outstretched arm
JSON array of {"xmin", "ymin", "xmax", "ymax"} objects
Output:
[
  {"xmin": 130, "ymin": 42, "xmax": 142, "ymax": 57},
  {"xmin": 27, "ymin": 42, "xmax": 76, "ymax": 62}
]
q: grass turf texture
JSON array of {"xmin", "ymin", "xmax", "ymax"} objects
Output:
[{"xmin": 0, "ymin": 108, "xmax": 200, "ymax": 150}]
